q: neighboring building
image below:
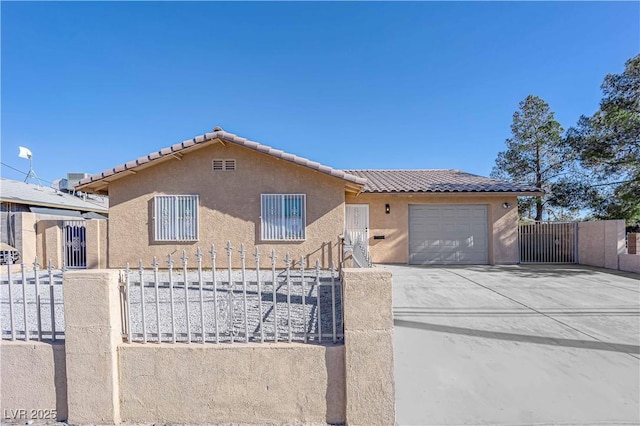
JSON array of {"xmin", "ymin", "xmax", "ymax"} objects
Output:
[
  {"xmin": 0, "ymin": 178, "xmax": 109, "ymax": 268},
  {"xmin": 0, "ymin": 178, "xmax": 108, "ymax": 219},
  {"xmin": 76, "ymin": 128, "xmax": 541, "ymax": 268}
]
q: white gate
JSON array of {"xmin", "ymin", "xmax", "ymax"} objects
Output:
[
  {"xmin": 519, "ymin": 221, "xmax": 578, "ymax": 264},
  {"xmin": 63, "ymin": 220, "xmax": 87, "ymax": 269}
]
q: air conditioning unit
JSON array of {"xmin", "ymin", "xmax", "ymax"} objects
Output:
[
  {"xmin": 52, "ymin": 178, "xmax": 68, "ymax": 191},
  {"xmin": 67, "ymin": 173, "xmax": 90, "ymax": 190}
]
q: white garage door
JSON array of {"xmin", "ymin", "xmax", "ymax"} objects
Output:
[{"xmin": 409, "ymin": 204, "xmax": 489, "ymax": 265}]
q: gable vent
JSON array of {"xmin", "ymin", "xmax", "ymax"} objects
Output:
[{"xmin": 213, "ymin": 159, "xmax": 236, "ymax": 171}]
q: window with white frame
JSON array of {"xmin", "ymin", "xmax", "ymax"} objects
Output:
[
  {"xmin": 154, "ymin": 195, "xmax": 199, "ymax": 241},
  {"xmin": 261, "ymin": 194, "xmax": 306, "ymax": 241}
]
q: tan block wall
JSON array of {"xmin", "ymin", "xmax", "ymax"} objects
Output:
[
  {"xmin": 578, "ymin": 220, "xmax": 626, "ymax": 269},
  {"xmin": 342, "ymin": 268, "xmax": 395, "ymax": 425},
  {"xmin": 63, "ymin": 270, "xmax": 121, "ymax": 424},
  {"xmin": 0, "ymin": 341, "xmax": 68, "ymax": 421},
  {"xmin": 119, "ymin": 343, "xmax": 345, "ymax": 424},
  {"xmin": 12, "ymin": 266, "xmax": 394, "ymax": 425},
  {"xmin": 108, "ymin": 142, "xmax": 346, "ymax": 268},
  {"xmin": 346, "ymin": 193, "xmax": 519, "ymax": 264},
  {"xmin": 619, "ymin": 254, "xmax": 640, "ymax": 274}
]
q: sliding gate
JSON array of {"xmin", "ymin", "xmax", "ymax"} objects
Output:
[
  {"xmin": 63, "ymin": 220, "xmax": 87, "ymax": 269},
  {"xmin": 519, "ymin": 221, "xmax": 578, "ymax": 264}
]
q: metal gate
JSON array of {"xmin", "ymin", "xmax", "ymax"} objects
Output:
[
  {"xmin": 519, "ymin": 221, "xmax": 578, "ymax": 264},
  {"xmin": 63, "ymin": 220, "xmax": 87, "ymax": 269}
]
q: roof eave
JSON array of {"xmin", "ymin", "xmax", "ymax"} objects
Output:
[
  {"xmin": 0, "ymin": 197, "xmax": 108, "ymax": 214},
  {"xmin": 362, "ymin": 190, "xmax": 545, "ymax": 196}
]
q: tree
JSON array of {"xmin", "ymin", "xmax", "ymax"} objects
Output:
[
  {"xmin": 491, "ymin": 95, "xmax": 568, "ymax": 220},
  {"xmin": 565, "ymin": 54, "xmax": 640, "ymax": 226}
]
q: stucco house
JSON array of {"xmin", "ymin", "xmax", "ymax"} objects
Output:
[{"xmin": 76, "ymin": 127, "xmax": 541, "ymax": 268}]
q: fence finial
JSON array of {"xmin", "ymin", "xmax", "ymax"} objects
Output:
[
  {"xmin": 239, "ymin": 243, "xmax": 246, "ymax": 259},
  {"xmin": 167, "ymin": 253, "xmax": 174, "ymax": 269},
  {"xmin": 181, "ymin": 250, "xmax": 188, "ymax": 267},
  {"xmin": 138, "ymin": 259, "xmax": 144, "ymax": 272},
  {"xmin": 209, "ymin": 244, "xmax": 216, "ymax": 260},
  {"xmin": 269, "ymin": 249, "xmax": 277, "ymax": 266},
  {"xmin": 151, "ymin": 256, "xmax": 159, "ymax": 269},
  {"xmin": 196, "ymin": 247, "xmax": 203, "ymax": 264},
  {"xmin": 33, "ymin": 256, "xmax": 40, "ymax": 270}
]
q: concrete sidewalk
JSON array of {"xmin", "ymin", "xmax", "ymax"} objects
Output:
[{"xmin": 387, "ymin": 264, "xmax": 640, "ymax": 425}]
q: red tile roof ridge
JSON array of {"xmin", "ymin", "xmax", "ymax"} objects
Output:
[{"xmin": 77, "ymin": 129, "xmax": 367, "ymax": 189}]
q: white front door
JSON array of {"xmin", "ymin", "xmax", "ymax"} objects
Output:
[{"xmin": 345, "ymin": 204, "xmax": 369, "ymax": 247}]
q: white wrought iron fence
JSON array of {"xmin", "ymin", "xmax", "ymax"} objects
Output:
[
  {"xmin": 1, "ymin": 259, "xmax": 65, "ymax": 341},
  {"xmin": 519, "ymin": 221, "xmax": 578, "ymax": 264},
  {"xmin": 343, "ymin": 233, "xmax": 372, "ymax": 268},
  {"xmin": 120, "ymin": 243, "xmax": 343, "ymax": 345}
]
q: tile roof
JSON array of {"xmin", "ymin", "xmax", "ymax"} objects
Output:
[
  {"xmin": 77, "ymin": 129, "xmax": 367, "ymax": 191},
  {"xmin": 0, "ymin": 178, "xmax": 109, "ymax": 212},
  {"xmin": 342, "ymin": 170, "xmax": 542, "ymax": 194}
]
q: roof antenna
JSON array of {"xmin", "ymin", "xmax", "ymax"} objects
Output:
[{"xmin": 18, "ymin": 146, "xmax": 43, "ymax": 187}]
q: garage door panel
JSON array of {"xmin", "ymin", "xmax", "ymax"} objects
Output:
[
  {"xmin": 456, "ymin": 223, "xmax": 471, "ymax": 233},
  {"xmin": 424, "ymin": 209, "xmax": 441, "ymax": 218},
  {"xmin": 409, "ymin": 204, "xmax": 489, "ymax": 265},
  {"xmin": 472, "ymin": 208, "xmax": 487, "ymax": 218},
  {"xmin": 456, "ymin": 208, "xmax": 472, "ymax": 218},
  {"xmin": 443, "ymin": 224, "xmax": 456, "ymax": 232}
]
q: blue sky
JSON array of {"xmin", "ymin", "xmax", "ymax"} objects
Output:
[{"xmin": 1, "ymin": 1, "xmax": 638, "ymax": 186}]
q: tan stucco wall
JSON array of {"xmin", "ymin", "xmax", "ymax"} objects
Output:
[
  {"xmin": 85, "ymin": 219, "xmax": 108, "ymax": 269},
  {"xmin": 63, "ymin": 270, "xmax": 121, "ymax": 424},
  {"xmin": 107, "ymin": 142, "xmax": 346, "ymax": 268},
  {"xmin": 18, "ymin": 213, "xmax": 37, "ymax": 265},
  {"xmin": 11, "ymin": 267, "xmax": 394, "ymax": 425},
  {"xmin": 0, "ymin": 341, "xmax": 68, "ymax": 421},
  {"xmin": 578, "ymin": 220, "xmax": 626, "ymax": 269},
  {"xmin": 346, "ymin": 193, "xmax": 519, "ymax": 264},
  {"xmin": 118, "ymin": 343, "xmax": 345, "ymax": 424},
  {"xmin": 36, "ymin": 220, "xmax": 62, "ymax": 268},
  {"xmin": 342, "ymin": 268, "xmax": 395, "ymax": 425}
]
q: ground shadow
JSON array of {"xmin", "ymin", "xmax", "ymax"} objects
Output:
[{"xmin": 394, "ymin": 318, "xmax": 640, "ymax": 355}]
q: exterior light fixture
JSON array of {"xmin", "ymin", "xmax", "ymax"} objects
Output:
[
  {"xmin": 385, "ymin": 204, "xmax": 390, "ymax": 214},
  {"xmin": 502, "ymin": 202, "xmax": 511, "ymax": 209}
]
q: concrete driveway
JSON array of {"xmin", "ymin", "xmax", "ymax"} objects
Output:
[{"xmin": 386, "ymin": 264, "xmax": 640, "ymax": 425}]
